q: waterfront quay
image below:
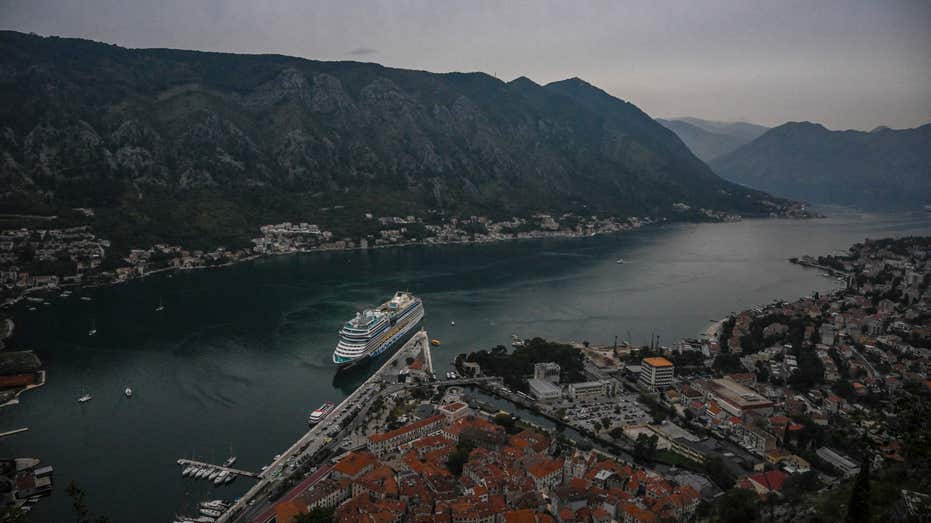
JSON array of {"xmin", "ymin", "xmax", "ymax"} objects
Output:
[{"xmin": 221, "ymin": 329, "xmax": 433, "ymax": 522}]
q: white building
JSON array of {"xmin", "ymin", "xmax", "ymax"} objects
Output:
[
  {"xmin": 640, "ymin": 357, "xmax": 675, "ymax": 391},
  {"xmin": 533, "ymin": 362, "xmax": 561, "ymax": 383},
  {"xmin": 528, "ymin": 378, "xmax": 563, "ymax": 401},
  {"xmin": 567, "ymin": 380, "xmax": 617, "ymax": 401}
]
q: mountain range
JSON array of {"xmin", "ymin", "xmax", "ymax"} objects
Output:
[
  {"xmin": 0, "ymin": 31, "xmax": 792, "ymax": 250},
  {"xmin": 710, "ymin": 122, "xmax": 931, "ymax": 210},
  {"xmin": 657, "ymin": 117, "xmax": 769, "ymax": 163}
]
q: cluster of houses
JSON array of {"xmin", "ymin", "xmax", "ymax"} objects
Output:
[
  {"xmin": 264, "ymin": 397, "xmax": 700, "ymax": 523},
  {"xmin": 0, "ymin": 226, "xmax": 109, "ymax": 298}
]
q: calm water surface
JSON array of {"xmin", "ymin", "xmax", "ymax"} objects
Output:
[{"xmin": 2, "ymin": 208, "xmax": 928, "ymax": 522}]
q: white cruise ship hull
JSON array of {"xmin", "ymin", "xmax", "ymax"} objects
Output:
[{"xmin": 332, "ymin": 293, "xmax": 424, "ymax": 370}]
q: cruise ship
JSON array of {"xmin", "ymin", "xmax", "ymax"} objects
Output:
[{"xmin": 332, "ymin": 291, "xmax": 424, "ymax": 369}]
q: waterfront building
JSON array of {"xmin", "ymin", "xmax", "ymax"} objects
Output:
[
  {"xmin": 367, "ymin": 415, "xmax": 446, "ymax": 456},
  {"xmin": 695, "ymin": 378, "xmax": 774, "ymax": 418},
  {"xmin": 567, "ymin": 380, "xmax": 617, "ymax": 401},
  {"xmin": 533, "ymin": 362, "xmax": 561, "ymax": 383},
  {"xmin": 528, "ymin": 378, "xmax": 563, "ymax": 401},
  {"xmin": 639, "ymin": 357, "xmax": 675, "ymax": 391},
  {"xmin": 438, "ymin": 401, "xmax": 472, "ymax": 423},
  {"xmin": 816, "ymin": 447, "xmax": 860, "ymax": 478}
]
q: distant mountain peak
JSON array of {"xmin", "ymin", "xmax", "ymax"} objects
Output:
[
  {"xmin": 710, "ymin": 120, "xmax": 931, "ymax": 210},
  {"xmin": 507, "ymin": 76, "xmax": 540, "ymax": 90}
]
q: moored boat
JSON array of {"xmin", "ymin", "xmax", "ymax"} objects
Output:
[
  {"xmin": 332, "ymin": 291, "xmax": 424, "ymax": 369},
  {"xmin": 308, "ymin": 401, "xmax": 335, "ymax": 425}
]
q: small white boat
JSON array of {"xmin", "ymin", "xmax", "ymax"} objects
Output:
[
  {"xmin": 77, "ymin": 384, "xmax": 92, "ymax": 403},
  {"xmin": 156, "ymin": 296, "xmax": 165, "ymax": 312},
  {"xmin": 200, "ymin": 508, "xmax": 222, "ymax": 518},
  {"xmin": 616, "ymin": 258, "xmax": 625, "ymax": 264},
  {"xmin": 208, "ymin": 469, "xmax": 220, "ymax": 480},
  {"xmin": 222, "ymin": 456, "xmax": 236, "ymax": 467},
  {"xmin": 124, "ymin": 387, "xmax": 133, "ymax": 398},
  {"xmin": 80, "ymin": 296, "xmax": 92, "ymax": 302},
  {"xmin": 88, "ymin": 319, "xmax": 97, "ymax": 336},
  {"xmin": 450, "ymin": 320, "xmax": 455, "ymax": 326},
  {"xmin": 200, "ymin": 500, "xmax": 228, "ymax": 509},
  {"xmin": 224, "ymin": 473, "xmax": 235, "ymax": 484},
  {"xmin": 213, "ymin": 471, "xmax": 228, "ymax": 485},
  {"xmin": 195, "ymin": 468, "xmax": 209, "ymax": 479},
  {"xmin": 182, "ymin": 466, "xmax": 195, "ymax": 476}
]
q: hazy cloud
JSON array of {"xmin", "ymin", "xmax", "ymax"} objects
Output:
[{"xmin": 348, "ymin": 47, "xmax": 377, "ymax": 56}]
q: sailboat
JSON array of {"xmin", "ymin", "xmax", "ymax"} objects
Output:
[
  {"xmin": 77, "ymin": 385, "xmax": 93, "ymax": 403},
  {"xmin": 88, "ymin": 319, "xmax": 97, "ymax": 336},
  {"xmin": 156, "ymin": 296, "xmax": 165, "ymax": 312},
  {"xmin": 222, "ymin": 444, "xmax": 237, "ymax": 467}
]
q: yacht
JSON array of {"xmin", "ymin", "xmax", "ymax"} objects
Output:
[
  {"xmin": 207, "ymin": 469, "xmax": 220, "ymax": 480},
  {"xmin": 77, "ymin": 385, "xmax": 92, "ymax": 403},
  {"xmin": 223, "ymin": 472, "xmax": 236, "ymax": 484},
  {"xmin": 213, "ymin": 471, "xmax": 228, "ymax": 485},
  {"xmin": 307, "ymin": 401, "xmax": 335, "ymax": 425},
  {"xmin": 222, "ymin": 444, "xmax": 236, "ymax": 467}
]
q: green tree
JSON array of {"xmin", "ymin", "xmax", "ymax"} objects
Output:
[
  {"xmin": 294, "ymin": 507, "xmax": 334, "ymax": 523},
  {"xmin": 0, "ymin": 507, "xmax": 28, "ymax": 523},
  {"xmin": 715, "ymin": 488, "xmax": 760, "ymax": 523},
  {"xmin": 493, "ymin": 413, "xmax": 518, "ymax": 434},
  {"xmin": 65, "ymin": 481, "xmax": 111, "ymax": 523},
  {"xmin": 446, "ymin": 441, "xmax": 476, "ymax": 476},
  {"xmin": 845, "ymin": 460, "xmax": 870, "ymax": 523},
  {"xmin": 633, "ymin": 433, "xmax": 658, "ymax": 461},
  {"xmin": 704, "ymin": 456, "xmax": 736, "ymax": 490}
]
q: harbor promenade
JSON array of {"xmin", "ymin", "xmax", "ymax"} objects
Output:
[{"xmin": 221, "ymin": 329, "xmax": 430, "ymax": 523}]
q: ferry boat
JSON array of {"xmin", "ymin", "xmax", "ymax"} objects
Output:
[
  {"xmin": 332, "ymin": 292, "xmax": 424, "ymax": 369},
  {"xmin": 308, "ymin": 401, "xmax": 335, "ymax": 425}
]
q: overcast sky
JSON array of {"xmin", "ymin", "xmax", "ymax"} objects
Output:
[{"xmin": 2, "ymin": 0, "xmax": 929, "ymax": 130}]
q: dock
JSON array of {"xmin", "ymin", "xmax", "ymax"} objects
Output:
[
  {"xmin": 0, "ymin": 427, "xmax": 28, "ymax": 438},
  {"xmin": 177, "ymin": 459, "xmax": 258, "ymax": 478},
  {"xmin": 221, "ymin": 330, "xmax": 431, "ymax": 522}
]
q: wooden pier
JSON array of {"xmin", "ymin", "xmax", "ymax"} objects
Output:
[{"xmin": 177, "ymin": 458, "xmax": 258, "ymax": 478}]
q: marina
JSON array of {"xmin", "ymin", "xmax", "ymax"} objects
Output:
[{"xmin": 176, "ymin": 459, "xmax": 258, "ymax": 479}]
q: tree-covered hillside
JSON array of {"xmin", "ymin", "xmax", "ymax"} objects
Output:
[{"xmin": 0, "ymin": 31, "xmax": 793, "ymax": 249}]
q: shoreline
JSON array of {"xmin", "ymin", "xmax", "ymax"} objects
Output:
[
  {"xmin": 1, "ymin": 209, "xmax": 826, "ymax": 312},
  {"xmin": 1, "ymin": 219, "xmax": 654, "ymax": 310}
]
